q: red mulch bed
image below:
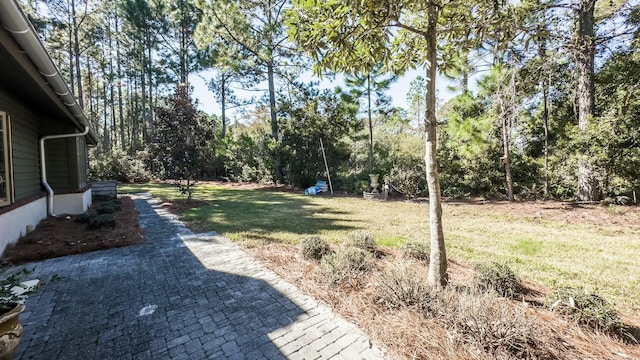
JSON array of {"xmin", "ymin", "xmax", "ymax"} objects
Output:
[{"xmin": 1, "ymin": 196, "xmax": 144, "ymax": 265}]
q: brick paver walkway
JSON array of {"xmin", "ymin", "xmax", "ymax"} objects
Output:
[{"xmin": 14, "ymin": 193, "xmax": 386, "ymax": 359}]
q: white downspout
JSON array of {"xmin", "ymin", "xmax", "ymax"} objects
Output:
[{"xmin": 40, "ymin": 127, "xmax": 89, "ymax": 217}]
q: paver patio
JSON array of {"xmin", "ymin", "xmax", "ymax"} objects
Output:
[{"xmin": 14, "ymin": 193, "xmax": 385, "ymax": 359}]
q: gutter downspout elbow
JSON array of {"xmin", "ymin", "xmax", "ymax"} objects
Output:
[{"xmin": 40, "ymin": 126, "xmax": 90, "ymax": 217}]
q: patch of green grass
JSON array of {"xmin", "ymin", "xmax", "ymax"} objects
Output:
[
  {"xmin": 121, "ymin": 183, "xmax": 640, "ymax": 312},
  {"xmin": 376, "ymin": 236, "xmax": 408, "ymax": 247},
  {"xmin": 509, "ymin": 238, "xmax": 543, "ymax": 256}
]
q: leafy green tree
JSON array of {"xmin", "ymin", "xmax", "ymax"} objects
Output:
[
  {"xmin": 374, "ymin": 111, "xmax": 426, "ymax": 198},
  {"xmin": 195, "ymin": 0, "xmax": 302, "ymax": 182},
  {"xmin": 489, "ymin": 66, "xmax": 520, "ymax": 201},
  {"xmin": 406, "ymin": 76, "xmax": 426, "ymax": 130},
  {"xmin": 288, "ymin": 0, "xmax": 513, "ymax": 287},
  {"xmin": 121, "ymin": 0, "xmax": 162, "ymax": 149},
  {"xmin": 41, "ymin": 0, "xmax": 102, "ymax": 110},
  {"xmin": 338, "ymin": 63, "xmax": 395, "ymax": 174},
  {"xmin": 194, "ymin": 27, "xmax": 259, "ymax": 138},
  {"xmin": 152, "ymin": 85, "xmax": 213, "ymax": 200},
  {"xmin": 438, "ymin": 91, "xmax": 503, "ymax": 197},
  {"xmin": 278, "ymin": 85, "xmax": 357, "ymax": 188},
  {"xmin": 224, "ymin": 108, "xmax": 275, "ymax": 183},
  {"xmin": 593, "ymin": 50, "xmax": 640, "ymax": 192},
  {"xmin": 158, "ymin": 0, "xmax": 203, "ymax": 84}
]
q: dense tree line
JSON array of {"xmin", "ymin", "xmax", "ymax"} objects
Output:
[{"xmin": 19, "ymin": 0, "xmax": 639, "ymax": 202}]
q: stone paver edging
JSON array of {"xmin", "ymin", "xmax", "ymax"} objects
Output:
[{"xmin": 13, "ymin": 193, "xmax": 386, "ymax": 359}]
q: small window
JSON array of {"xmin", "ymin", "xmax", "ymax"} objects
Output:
[{"xmin": 0, "ymin": 112, "xmax": 11, "ymax": 206}]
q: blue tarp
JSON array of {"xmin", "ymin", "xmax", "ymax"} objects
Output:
[{"xmin": 305, "ymin": 186, "xmax": 322, "ymax": 195}]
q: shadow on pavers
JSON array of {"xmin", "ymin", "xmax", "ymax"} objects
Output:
[{"xmin": 13, "ymin": 195, "xmax": 303, "ymax": 359}]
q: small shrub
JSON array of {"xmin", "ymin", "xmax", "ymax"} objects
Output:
[
  {"xmin": 96, "ymin": 204, "xmax": 116, "ymax": 214},
  {"xmin": 344, "ymin": 232, "xmax": 376, "ymax": 253},
  {"xmin": 109, "ymin": 199, "xmax": 122, "ymax": 211},
  {"xmin": 401, "ymin": 241, "xmax": 429, "ymax": 261},
  {"xmin": 449, "ymin": 291, "xmax": 548, "ymax": 358},
  {"xmin": 301, "ymin": 236, "xmax": 331, "ymax": 261},
  {"xmin": 474, "ymin": 261, "xmax": 523, "ymax": 298},
  {"xmin": 320, "ymin": 247, "xmax": 374, "ymax": 286},
  {"xmin": 88, "ymin": 214, "xmax": 116, "ymax": 230},
  {"xmin": 386, "ymin": 165, "xmax": 426, "ymax": 198},
  {"xmin": 93, "ymin": 194, "xmax": 114, "ymax": 201},
  {"xmin": 377, "ymin": 262, "xmax": 431, "ymax": 310},
  {"xmin": 76, "ymin": 214, "xmax": 91, "ymax": 224},
  {"xmin": 548, "ymin": 288, "xmax": 623, "ymax": 334}
]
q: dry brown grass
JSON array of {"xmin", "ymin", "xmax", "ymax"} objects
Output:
[{"xmin": 248, "ymin": 243, "xmax": 640, "ymax": 360}]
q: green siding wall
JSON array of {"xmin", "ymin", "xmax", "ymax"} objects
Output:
[
  {"xmin": 0, "ymin": 86, "xmax": 89, "ymax": 201},
  {"xmin": 0, "ymin": 87, "xmax": 40, "ymax": 200},
  {"xmin": 45, "ymin": 138, "xmax": 70, "ymax": 191},
  {"xmin": 75, "ymin": 137, "xmax": 88, "ymax": 187}
]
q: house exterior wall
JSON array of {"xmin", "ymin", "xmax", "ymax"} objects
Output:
[
  {"xmin": 0, "ymin": 86, "xmax": 40, "ymax": 200},
  {"xmin": 45, "ymin": 138, "xmax": 71, "ymax": 191},
  {"xmin": 0, "ymin": 83, "xmax": 93, "ymax": 254},
  {"xmin": 53, "ymin": 187, "xmax": 91, "ymax": 215},
  {"xmin": 0, "ymin": 85, "xmax": 90, "ymax": 199},
  {"xmin": 76, "ymin": 136, "xmax": 88, "ymax": 187},
  {"xmin": 45, "ymin": 132, "xmax": 88, "ymax": 192},
  {"xmin": 0, "ymin": 3, "xmax": 97, "ymax": 255},
  {"xmin": 0, "ymin": 196, "xmax": 46, "ymax": 254}
]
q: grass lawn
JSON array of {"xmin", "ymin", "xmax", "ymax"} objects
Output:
[{"xmin": 120, "ymin": 182, "xmax": 640, "ymax": 313}]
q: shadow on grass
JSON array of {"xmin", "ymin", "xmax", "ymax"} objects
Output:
[
  {"xmin": 122, "ymin": 183, "xmax": 362, "ymax": 243},
  {"xmin": 184, "ymin": 188, "xmax": 358, "ymax": 239}
]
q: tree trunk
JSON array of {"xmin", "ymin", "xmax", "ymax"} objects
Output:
[
  {"xmin": 502, "ymin": 112, "xmax": 514, "ymax": 201},
  {"xmin": 267, "ymin": 59, "xmax": 280, "ymax": 182},
  {"xmin": 109, "ymin": 21, "xmax": 116, "ymax": 150},
  {"xmin": 132, "ymin": 76, "xmax": 139, "ymax": 152},
  {"xmin": 86, "ymin": 53, "xmax": 93, "ymax": 123},
  {"xmin": 181, "ymin": 22, "xmax": 188, "ymax": 85},
  {"xmin": 116, "ymin": 14, "xmax": 125, "ymax": 151},
  {"xmin": 543, "ymin": 75, "xmax": 550, "ymax": 197},
  {"xmin": 140, "ymin": 46, "xmax": 148, "ymax": 144},
  {"xmin": 71, "ymin": 0, "xmax": 84, "ymax": 109},
  {"xmin": 425, "ymin": 2, "xmax": 447, "ymax": 289},
  {"xmin": 147, "ymin": 35, "xmax": 155, "ymax": 138},
  {"xmin": 221, "ymin": 72, "xmax": 227, "ymax": 138},
  {"xmin": 576, "ymin": 0, "xmax": 599, "ymax": 201},
  {"xmin": 367, "ymin": 74, "xmax": 373, "ymax": 174},
  {"xmin": 461, "ymin": 53, "xmax": 469, "ymax": 94},
  {"xmin": 68, "ymin": 8, "xmax": 75, "ymax": 98},
  {"xmin": 102, "ymin": 81, "xmax": 109, "ymax": 152}
]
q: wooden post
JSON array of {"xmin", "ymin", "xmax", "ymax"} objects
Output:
[{"xmin": 320, "ymin": 138, "xmax": 333, "ymax": 195}]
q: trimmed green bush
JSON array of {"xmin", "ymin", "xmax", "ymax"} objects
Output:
[
  {"xmin": 548, "ymin": 288, "xmax": 623, "ymax": 334},
  {"xmin": 96, "ymin": 204, "xmax": 116, "ymax": 215},
  {"xmin": 76, "ymin": 214, "xmax": 91, "ymax": 224},
  {"xmin": 109, "ymin": 199, "xmax": 122, "ymax": 211},
  {"xmin": 88, "ymin": 214, "xmax": 116, "ymax": 230},
  {"xmin": 474, "ymin": 261, "xmax": 523, "ymax": 298},
  {"xmin": 301, "ymin": 236, "xmax": 331, "ymax": 261},
  {"xmin": 344, "ymin": 232, "xmax": 377, "ymax": 253}
]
